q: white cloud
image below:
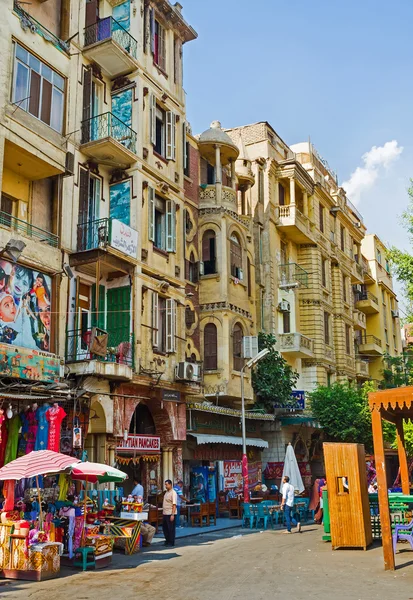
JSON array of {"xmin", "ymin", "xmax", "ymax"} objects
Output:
[{"xmin": 342, "ymin": 140, "xmax": 403, "ymax": 205}]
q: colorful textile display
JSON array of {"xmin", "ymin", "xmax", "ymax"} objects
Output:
[
  {"xmin": 46, "ymin": 405, "xmax": 67, "ymax": 452},
  {"xmin": 25, "ymin": 409, "xmax": 38, "ymax": 454},
  {"xmin": 3, "ymin": 479, "xmax": 15, "ymax": 511},
  {"xmin": 35, "ymin": 403, "xmax": 50, "ymax": 451},
  {"xmin": 0, "ymin": 415, "xmax": 7, "ymax": 467},
  {"xmin": 4, "ymin": 413, "xmax": 22, "ymax": 465}
]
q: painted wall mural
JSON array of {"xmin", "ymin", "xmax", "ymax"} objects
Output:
[
  {"xmin": 0, "ymin": 261, "xmax": 51, "ymax": 351},
  {"xmin": 110, "ymin": 179, "xmax": 131, "ymax": 225},
  {"xmin": 112, "ymin": 88, "xmax": 132, "ymax": 128},
  {"xmin": 113, "ymin": 0, "xmax": 130, "ymax": 31}
]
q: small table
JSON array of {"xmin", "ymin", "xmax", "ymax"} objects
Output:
[
  {"xmin": 184, "ymin": 503, "xmax": 201, "ymax": 526},
  {"xmin": 107, "ymin": 516, "xmax": 143, "ymax": 555}
]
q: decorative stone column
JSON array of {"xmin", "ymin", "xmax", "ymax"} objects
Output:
[
  {"xmin": 173, "ymin": 447, "xmax": 183, "ymax": 482},
  {"xmin": 303, "ymin": 191, "xmax": 308, "ymax": 217},
  {"xmin": 215, "ymin": 144, "xmax": 222, "ymax": 205},
  {"xmin": 289, "ymin": 177, "xmax": 295, "ymax": 206}
]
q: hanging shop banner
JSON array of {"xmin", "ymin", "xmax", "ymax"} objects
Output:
[
  {"xmin": 274, "ymin": 390, "xmax": 305, "ymax": 411},
  {"xmin": 116, "ymin": 434, "xmax": 161, "ymax": 454},
  {"xmin": 0, "ymin": 260, "xmax": 52, "ymax": 351},
  {"xmin": 223, "ymin": 460, "xmax": 262, "ymax": 493},
  {"xmin": 0, "ymin": 343, "xmax": 63, "ymax": 382},
  {"xmin": 162, "ymin": 389, "xmax": 181, "ymax": 402},
  {"xmin": 110, "ymin": 219, "xmax": 138, "ymax": 259}
]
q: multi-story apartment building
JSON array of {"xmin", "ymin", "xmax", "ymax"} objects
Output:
[
  {"xmin": 57, "ymin": 0, "xmax": 199, "ymax": 490},
  {"xmin": 356, "ymin": 234, "xmax": 402, "ymax": 382}
]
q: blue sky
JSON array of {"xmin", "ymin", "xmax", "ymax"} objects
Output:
[{"xmin": 181, "ymin": 0, "xmax": 413, "ymax": 308}]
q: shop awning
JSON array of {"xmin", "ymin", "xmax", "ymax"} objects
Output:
[
  {"xmin": 188, "ymin": 433, "xmax": 268, "ymax": 449},
  {"xmin": 279, "ymin": 415, "xmax": 320, "ymax": 428}
]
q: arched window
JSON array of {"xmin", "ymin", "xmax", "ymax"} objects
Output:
[
  {"xmin": 129, "ymin": 403, "xmax": 156, "ymax": 435},
  {"xmin": 188, "ymin": 251, "xmax": 197, "ymax": 283},
  {"xmin": 204, "ymin": 323, "xmax": 217, "ymax": 371},
  {"xmin": 202, "ymin": 230, "xmax": 216, "ymax": 275},
  {"xmin": 230, "ymin": 233, "xmax": 243, "ymax": 279},
  {"xmin": 233, "ymin": 322, "xmax": 243, "ymax": 371}
]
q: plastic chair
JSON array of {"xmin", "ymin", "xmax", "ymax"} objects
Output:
[
  {"xmin": 261, "ymin": 500, "xmax": 275, "ymax": 507},
  {"xmin": 255, "ymin": 503, "xmax": 270, "ymax": 530},
  {"xmin": 242, "ymin": 503, "xmax": 256, "ymax": 529},
  {"xmin": 393, "ymin": 520, "xmax": 413, "ymax": 554},
  {"xmin": 296, "ymin": 498, "xmax": 311, "ymax": 522},
  {"xmin": 270, "ymin": 507, "xmax": 282, "ymax": 528},
  {"xmin": 73, "ymin": 547, "xmax": 95, "ymax": 571}
]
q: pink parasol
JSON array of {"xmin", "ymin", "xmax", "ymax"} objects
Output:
[{"xmin": 0, "ymin": 450, "xmax": 80, "ymax": 481}]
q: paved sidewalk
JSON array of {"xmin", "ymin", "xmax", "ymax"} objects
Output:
[
  {"xmin": 153, "ymin": 517, "xmax": 243, "ymax": 542},
  {"xmin": 3, "ymin": 525, "xmax": 413, "ymax": 599}
]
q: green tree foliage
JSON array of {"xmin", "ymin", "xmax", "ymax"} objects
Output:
[
  {"xmin": 381, "ymin": 352, "xmax": 413, "ymax": 388},
  {"xmin": 251, "ymin": 332, "xmax": 299, "ymax": 412},
  {"xmin": 388, "ymin": 179, "xmax": 413, "ymax": 320},
  {"xmin": 309, "ymin": 381, "xmax": 373, "ymax": 452}
]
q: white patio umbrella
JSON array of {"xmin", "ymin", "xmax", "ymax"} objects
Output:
[{"xmin": 281, "ymin": 443, "xmax": 305, "ymax": 494}]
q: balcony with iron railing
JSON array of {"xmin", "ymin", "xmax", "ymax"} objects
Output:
[
  {"xmin": 80, "ymin": 112, "xmax": 137, "ymax": 167},
  {"xmin": 74, "ymin": 217, "xmax": 138, "ymax": 261},
  {"xmin": 277, "ymin": 333, "xmax": 314, "ymax": 358},
  {"xmin": 66, "ymin": 327, "xmax": 134, "ymax": 380},
  {"xmin": 83, "ymin": 16, "xmax": 138, "ymax": 77},
  {"xmin": 356, "ymin": 334, "xmax": 383, "ymax": 356},
  {"xmin": 0, "ymin": 211, "xmax": 58, "ymax": 248},
  {"xmin": 276, "ymin": 204, "xmax": 314, "ymax": 243},
  {"xmin": 354, "ymin": 290, "xmax": 380, "ymax": 314},
  {"xmin": 279, "ymin": 263, "xmax": 308, "ymax": 289}
]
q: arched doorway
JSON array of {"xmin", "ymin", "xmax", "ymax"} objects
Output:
[{"xmin": 129, "ymin": 404, "xmax": 156, "ymax": 435}]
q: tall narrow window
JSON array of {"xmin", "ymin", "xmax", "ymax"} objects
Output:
[
  {"xmin": 202, "ymin": 230, "xmax": 217, "ymax": 275},
  {"xmin": 377, "ymin": 249, "xmax": 382, "ymax": 264},
  {"xmin": 258, "ymin": 169, "xmax": 264, "ymax": 204},
  {"xmin": 324, "ymin": 311, "xmax": 330, "ymax": 345},
  {"xmin": 258, "ymin": 227, "xmax": 263, "ymax": 263},
  {"xmin": 345, "ymin": 324, "xmax": 351, "ymax": 355},
  {"xmin": 279, "ymin": 183, "xmax": 285, "ymax": 206},
  {"xmin": 247, "ymin": 257, "xmax": 252, "ymax": 297},
  {"xmin": 188, "ymin": 252, "xmax": 198, "ymax": 283},
  {"xmin": 340, "ymin": 225, "xmax": 345, "ymax": 252},
  {"xmin": 148, "ymin": 191, "xmax": 176, "ymax": 252},
  {"xmin": 321, "ymin": 258, "xmax": 327, "ymax": 288},
  {"xmin": 230, "ymin": 233, "xmax": 243, "ymax": 279},
  {"xmin": 152, "ymin": 292, "xmax": 176, "ymax": 353},
  {"xmin": 283, "ymin": 310, "xmax": 291, "ymax": 334},
  {"xmin": 319, "ymin": 203, "xmax": 324, "ymax": 233},
  {"xmin": 204, "ymin": 323, "xmax": 217, "ymax": 371},
  {"xmin": 153, "ymin": 19, "xmax": 166, "ymax": 71},
  {"xmin": 233, "ymin": 323, "xmax": 243, "ymax": 371},
  {"xmin": 342, "ymin": 274, "xmax": 347, "ymax": 303}
]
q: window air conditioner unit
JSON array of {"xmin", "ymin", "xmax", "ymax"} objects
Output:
[
  {"xmin": 242, "ymin": 336, "xmax": 259, "ymax": 359},
  {"xmin": 391, "ymin": 309, "xmax": 399, "ymax": 318},
  {"xmin": 278, "ymin": 300, "xmax": 290, "ymax": 313},
  {"xmin": 175, "ymin": 361, "xmax": 201, "ymax": 382}
]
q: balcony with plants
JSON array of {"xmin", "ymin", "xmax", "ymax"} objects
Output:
[{"xmin": 83, "ymin": 16, "xmax": 139, "ymax": 78}]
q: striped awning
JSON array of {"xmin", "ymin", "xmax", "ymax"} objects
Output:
[{"xmin": 188, "ymin": 433, "xmax": 268, "ymax": 449}]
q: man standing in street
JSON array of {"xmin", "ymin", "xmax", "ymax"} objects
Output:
[
  {"xmin": 173, "ymin": 480, "xmax": 188, "ymax": 528},
  {"xmin": 281, "ymin": 475, "xmax": 301, "ymax": 534},
  {"xmin": 162, "ymin": 479, "xmax": 178, "ymax": 546}
]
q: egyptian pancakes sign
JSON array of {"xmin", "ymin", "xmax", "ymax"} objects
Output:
[{"xmin": 116, "ymin": 434, "xmax": 161, "ymax": 454}]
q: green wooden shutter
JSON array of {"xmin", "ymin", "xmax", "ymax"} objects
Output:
[
  {"xmin": 91, "ymin": 284, "xmax": 106, "ymax": 329},
  {"xmin": 106, "ymin": 286, "xmax": 131, "ymax": 348}
]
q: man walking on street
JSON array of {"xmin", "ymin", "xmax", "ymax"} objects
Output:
[
  {"xmin": 281, "ymin": 475, "xmax": 301, "ymax": 534},
  {"xmin": 162, "ymin": 479, "xmax": 178, "ymax": 546}
]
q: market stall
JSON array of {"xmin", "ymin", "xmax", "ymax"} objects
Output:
[{"xmin": 0, "ymin": 450, "xmax": 80, "ymax": 581}]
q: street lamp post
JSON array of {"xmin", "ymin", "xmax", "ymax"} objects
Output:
[{"xmin": 241, "ymin": 348, "xmax": 270, "ymax": 504}]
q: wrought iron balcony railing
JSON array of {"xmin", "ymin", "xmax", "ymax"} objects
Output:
[
  {"xmin": 279, "ymin": 263, "xmax": 308, "ymax": 288},
  {"xmin": 77, "ymin": 217, "xmax": 109, "ymax": 252},
  {"xmin": 66, "ymin": 327, "xmax": 134, "ymax": 367},
  {"xmin": 0, "ymin": 211, "xmax": 59, "ymax": 248},
  {"xmin": 357, "ymin": 334, "xmax": 382, "ymax": 347},
  {"xmin": 81, "ymin": 112, "xmax": 137, "ymax": 154},
  {"xmin": 354, "ymin": 290, "xmax": 379, "ymax": 305},
  {"xmin": 84, "ymin": 16, "xmax": 138, "ymax": 60}
]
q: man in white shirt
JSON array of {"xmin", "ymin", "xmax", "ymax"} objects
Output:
[
  {"xmin": 281, "ymin": 475, "xmax": 301, "ymax": 534},
  {"xmin": 162, "ymin": 479, "xmax": 178, "ymax": 546}
]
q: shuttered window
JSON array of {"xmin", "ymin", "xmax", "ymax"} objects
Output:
[
  {"xmin": 12, "ymin": 43, "xmax": 65, "ymax": 133},
  {"xmin": 233, "ymin": 323, "xmax": 244, "ymax": 371},
  {"xmin": 230, "ymin": 234, "xmax": 243, "ymax": 279},
  {"xmin": 202, "ymin": 230, "xmax": 216, "ymax": 275},
  {"xmin": 204, "ymin": 324, "xmax": 217, "ymax": 371},
  {"xmin": 152, "ymin": 292, "xmax": 176, "ymax": 353}
]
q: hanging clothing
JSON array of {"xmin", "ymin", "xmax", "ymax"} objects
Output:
[
  {"xmin": 4, "ymin": 414, "xmax": 22, "ymax": 465},
  {"xmin": 0, "ymin": 416, "xmax": 8, "ymax": 468},
  {"xmin": 3, "ymin": 480, "xmax": 15, "ymax": 511},
  {"xmin": 46, "ymin": 405, "xmax": 67, "ymax": 452},
  {"xmin": 0, "ymin": 409, "xmax": 5, "ymax": 445},
  {"xmin": 25, "ymin": 409, "xmax": 38, "ymax": 454},
  {"xmin": 17, "ymin": 409, "xmax": 29, "ymax": 456},
  {"xmin": 35, "ymin": 403, "xmax": 50, "ymax": 451},
  {"xmin": 58, "ymin": 473, "xmax": 69, "ymax": 501}
]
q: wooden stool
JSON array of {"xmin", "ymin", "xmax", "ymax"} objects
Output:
[{"xmin": 73, "ymin": 547, "xmax": 96, "ymax": 571}]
